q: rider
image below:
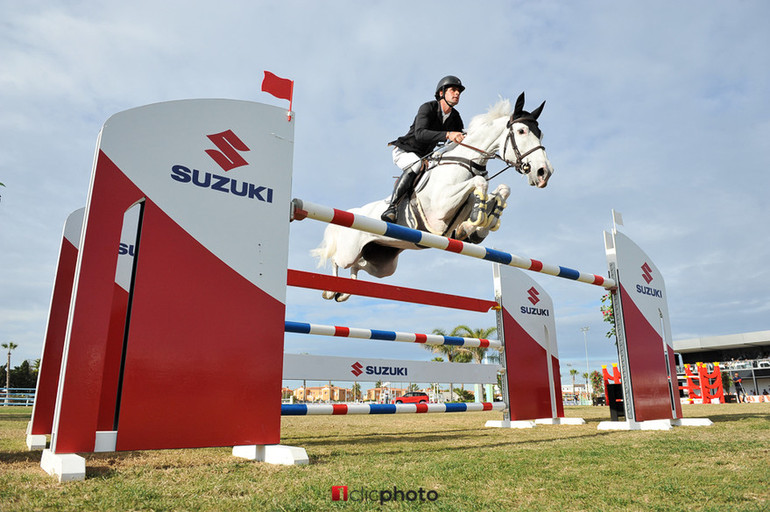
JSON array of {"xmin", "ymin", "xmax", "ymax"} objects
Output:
[{"xmin": 381, "ymin": 75, "xmax": 467, "ymax": 223}]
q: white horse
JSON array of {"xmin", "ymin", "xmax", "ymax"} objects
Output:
[{"xmin": 312, "ymin": 92, "xmax": 553, "ymax": 301}]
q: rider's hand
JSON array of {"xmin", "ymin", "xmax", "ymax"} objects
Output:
[{"xmin": 447, "ymin": 131, "xmax": 465, "ymax": 143}]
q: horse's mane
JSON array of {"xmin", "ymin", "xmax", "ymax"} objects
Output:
[{"xmin": 467, "ymin": 98, "xmax": 512, "ymax": 133}]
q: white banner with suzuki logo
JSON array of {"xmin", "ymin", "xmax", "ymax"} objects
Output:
[
  {"xmin": 283, "ymin": 354, "xmax": 500, "ymax": 384},
  {"xmin": 605, "ymin": 229, "xmax": 681, "ymax": 422}
]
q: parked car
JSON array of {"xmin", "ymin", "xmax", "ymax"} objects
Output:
[{"xmin": 391, "ymin": 391, "xmax": 429, "ymax": 404}]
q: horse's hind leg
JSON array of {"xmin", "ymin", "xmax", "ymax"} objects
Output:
[
  {"xmin": 333, "ymin": 267, "xmax": 357, "ymax": 302},
  {"xmin": 322, "ymin": 263, "xmax": 340, "ymax": 300},
  {"xmin": 466, "ymin": 176, "xmax": 489, "ymax": 227},
  {"xmin": 321, "ymin": 262, "xmax": 357, "ymax": 302}
]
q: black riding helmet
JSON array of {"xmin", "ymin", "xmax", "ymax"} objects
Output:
[{"xmin": 435, "ymin": 75, "xmax": 465, "ymax": 100}]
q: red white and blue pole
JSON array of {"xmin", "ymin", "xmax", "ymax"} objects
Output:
[
  {"xmin": 292, "ymin": 198, "xmax": 616, "ymax": 289},
  {"xmin": 282, "ymin": 402, "xmax": 505, "ymax": 416},
  {"xmin": 285, "ymin": 321, "xmax": 501, "ymax": 349}
]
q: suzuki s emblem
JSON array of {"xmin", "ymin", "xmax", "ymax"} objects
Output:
[{"xmin": 205, "ymin": 129, "xmax": 250, "ymax": 171}]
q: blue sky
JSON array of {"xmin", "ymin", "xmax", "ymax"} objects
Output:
[{"xmin": 1, "ymin": 1, "xmax": 768, "ymax": 386}]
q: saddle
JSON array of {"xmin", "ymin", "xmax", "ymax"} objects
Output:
[{"xmin": 412, "ymin": 147, "xmax": 488, "ymax": 194}]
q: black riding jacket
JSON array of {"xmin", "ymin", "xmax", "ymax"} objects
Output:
[{"xmin": 390, "ymin": 100, "xmax": 464, "ymax": 157}]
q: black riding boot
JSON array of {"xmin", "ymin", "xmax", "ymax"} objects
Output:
[{"xmin": 381, "ymin": 170, "xmax": 416, "ymax": 223}]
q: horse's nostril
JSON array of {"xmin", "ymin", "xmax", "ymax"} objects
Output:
[{"xmin": 537, "ymin": 168, "xmax": 545, "ymax": 177}]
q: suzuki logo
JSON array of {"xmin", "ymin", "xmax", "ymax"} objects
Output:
[
  {"xmin": 641, "ymin": 262, "xmax": 653, "ymax": 284},
  {"xmin": 527, "ymin": 286, "xmax": 540, "ymax": 305},
  {"xmin": 351, "ymin": 362, "xmax": 363, "ymax": 377},
  {"xmin": 205, "ymin": 129, "xmax": 250, "ymax": 171}
]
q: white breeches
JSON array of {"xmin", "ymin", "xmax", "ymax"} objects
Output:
[{"xmin": 392, "ymin": 147, "xmax": 422, "ymax": 174}]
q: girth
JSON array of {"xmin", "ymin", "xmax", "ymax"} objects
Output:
[{"xmin": 429, "ymin": 155, "xmax": 488, "ymax": 177}]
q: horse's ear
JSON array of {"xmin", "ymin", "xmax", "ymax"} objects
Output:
[
  {"xmin": 514, "ymin": 92, "xmax": 525, "ymax": 116},
  {"xmin": 531, "ymin": 101, "xmax": 546, "ymax": 120}
]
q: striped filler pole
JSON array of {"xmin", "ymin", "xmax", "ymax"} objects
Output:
[
  {"xmin": 282, "ymin": 402, "xmax": 505, "ymax": 416},
  {"xmin": 285, "ymin": 321, "xmax": 501, "ymax": 349},
  {"xmin": 292, "ymin": 199, "xmax": 616, "ymax": 289}
]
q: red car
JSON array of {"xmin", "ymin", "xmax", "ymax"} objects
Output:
[{"xmin": 391, "ymin": 392, "xmax": 429, "ymax": 404}]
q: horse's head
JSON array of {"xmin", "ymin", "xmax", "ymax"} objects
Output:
[{"xmin": 501, "ymin": 92, "xmax": 553, "ymax": 188}]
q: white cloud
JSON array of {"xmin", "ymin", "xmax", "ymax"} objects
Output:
[{"xmin": 1, "ymin": 0, "xmax": 769, "ymax": 373}]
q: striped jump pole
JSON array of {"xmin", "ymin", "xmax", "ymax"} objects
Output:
[
  {"xmin": 292, "ymin": 199, "xmax": 616, "ymax": 289},
  {"xmin": 282, "ymin": 402, "xmax": 505, "ymax": 416},
  {"xmin": 285, "ymin": 321, "xmax": 502, "ymax": 350}
]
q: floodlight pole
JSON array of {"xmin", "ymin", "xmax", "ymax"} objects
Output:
[{"xmin": 581, "ymin": 326, "xmax": 590, "ymax": 394}]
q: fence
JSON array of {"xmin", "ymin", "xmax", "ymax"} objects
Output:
[{"xmin": 1, "ymin": 388, "xmax": 36, "ymax": 406}]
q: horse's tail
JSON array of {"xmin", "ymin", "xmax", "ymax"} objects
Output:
[{"xmin": 310, "ymin": 224, "xmax": 338, "ymax": 268}]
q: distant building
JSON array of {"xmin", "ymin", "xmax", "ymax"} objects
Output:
[
  {"xmin": 674, "ymin": 330, "xmax": 770, "ymax": 396},
  {"xmin": 674, "ymin": 330, "xmax": 770, "ymax": 363},
  {"xmin": 292, "ymin": 384, "xmax": 355, "ymax": 402}
]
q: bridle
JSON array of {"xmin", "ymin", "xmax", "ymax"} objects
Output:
[
  {"xmin": 436, "ymin": 113, "xmax": 546, "ymax": 181},
  {"xmin": 501, "ymin": 114, "xmax": 546, "ymax": 177}
]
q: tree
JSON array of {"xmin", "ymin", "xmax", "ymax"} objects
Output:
[
  {"xmin": 600, "ymin": 293, "xmax": 617, "ymax": 344},
  {"xmin": 2, "ymin": 342, "xmax": 18, "ymax": 405},
  {"xmin": 590, "ymin": 370, "xmax": 604, "ymax": 401},
  {"xmin": 721, "ymin": 372, "xmax": 733, "ymax": 396},
  {"xmin": 424, "ymin": 329, "xmax": 464, "ymax": 362},
  {"xmin": 453, "ymin": 388, "xmax": 474, "ymax": 402},
  {"xmin": 425, "ymin": 325, "xmax": 496, "ymax": 363},
  {"xmin": 426, "ymin": 325, "xmax": 497, "ymax": 401},
  {"xmin": 569, "ymin": 368, "xmax": 578, "ymax": 393},
  {"xmin": 352, "ymin": 382, "xmax": 361, "ymax": 402},
  {"xmin": 2, "ymin": 342, "xmax": 18, "ymax": 388}
]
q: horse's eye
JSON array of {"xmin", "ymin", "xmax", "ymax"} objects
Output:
[{"xmin": 517, "ymin": 128, "xmax": 526, "ymax": 135}]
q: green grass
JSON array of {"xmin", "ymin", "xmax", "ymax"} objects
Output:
[{"xmin": 1, "ymin": 404, "xmax": 769, "ymax": 511}]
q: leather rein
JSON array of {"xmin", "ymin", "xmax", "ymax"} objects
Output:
[{"xmin": 431, "ymin": 113, "xmax": 546, "ymax": 181}]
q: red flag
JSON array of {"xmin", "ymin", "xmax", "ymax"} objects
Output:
[{"xmin": 261, "ymin": 71, "xmax": 294, "ymax": 102}]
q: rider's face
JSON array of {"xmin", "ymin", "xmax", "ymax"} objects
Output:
[{"xmin": 443, "ymin": 86, "xmax": 462, "ymax": 107}]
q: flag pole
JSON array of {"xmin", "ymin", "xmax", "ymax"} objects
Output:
[{"xmin": 287, "ymin": 80, "xmax": 294, "ymax": 122}]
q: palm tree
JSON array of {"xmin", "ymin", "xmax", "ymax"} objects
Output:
[
  {"xmin": 449, "ymin": 325, "xmax": 497, "ymax": 364},
  {"xmin": 569, "ymin": 368, "xmax": 578, "ymax": 395},
  {"xmin": 2, "ymin": 342, "xmax": 18, "ymax": 405},
  {"xmin": 425, "ymin": 329, "xmax": 463, "ymax": 362},
  {"xmin": 425, "ymin": 326, "xmax": 497, "ymax": 363},
  {"xmin": 425, "ymin": 326, "xmax": 497, "ymax": 401}
]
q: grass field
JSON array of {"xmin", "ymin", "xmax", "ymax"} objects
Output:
[{"xmin": 1, "ymin": 404, "xmax": 768, "ymax": 511}]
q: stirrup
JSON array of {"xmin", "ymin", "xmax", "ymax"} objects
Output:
[{"xmin": 468, "ymin": 189, "xmax": 487, "ymax": 226}]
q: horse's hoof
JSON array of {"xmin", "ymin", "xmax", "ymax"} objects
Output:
[
  {"xmin": 334, "ymin": 292, "xmax": 350, "ymax": 302},
  {"xmin": 322, "ymin": 290, "xmax": 335, "ymax": 300}
]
